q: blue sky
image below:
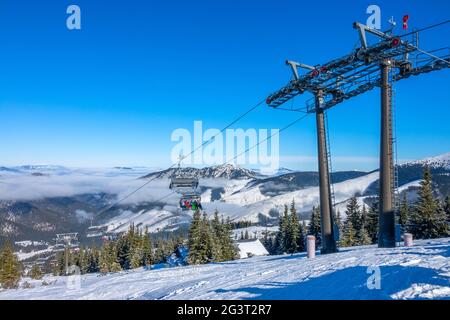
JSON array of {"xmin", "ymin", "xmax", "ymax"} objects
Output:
[{"xmin": 0, "ymin": 0, "xmax": 449, "ymax": 171}]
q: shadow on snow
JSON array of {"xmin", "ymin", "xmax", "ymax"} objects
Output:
[{"xmin": 213, "ymin": 265, "xmax": 450, "ymax": 300}]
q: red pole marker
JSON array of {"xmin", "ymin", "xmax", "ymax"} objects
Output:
[{"xmin": 402, "ymin": 15, "xmax": 409, "ymax": 30}]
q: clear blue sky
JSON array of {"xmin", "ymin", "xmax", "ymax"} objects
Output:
[{"xmin": 0, "ymin": 0, "xmax": 449, "ymax": 171}]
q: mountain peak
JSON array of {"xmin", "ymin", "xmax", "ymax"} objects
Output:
[
  {"xmin": 140, "ymin": 164, "xmax": 259, "ymax": 180},
  {"xmin": 423, "ymin": 152, "xmax": 450, "ymax": 163},
  {"xmin": 404, "ymin": 152, "xmax": 450, "ymax": 170}
]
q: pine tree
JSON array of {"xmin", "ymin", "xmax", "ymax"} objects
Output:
[
  {"xmin": 109, "ymin": 260, "xmax": 122, "ymax": 272},
  {"xmin": 211, "ymin": 210, "xmax": 223, "ymax": 261},
  {"xmin": 155, "ymin": 239, "xmax": 167, "ymax": 264},
  {"xmin": 29, "ymin": 264, "xmax": 43, "ymax": 280},
  {"xmin": 115, "ymin": 224, "xmax": 142, "ymax": 270},
  {"xmin": 273, "ymin": 207, "xmax": 283, "ymax": 254},
  {"xmin": 436, "ymin": 203, "xmax": 449, "ymax": 236},
  {"xmin": 130, "ymin": 247, "xmax": 144, "ymax": 269},
  {"xmin": 261, "ymin": 230, "xmax": 273, "ymax": 254},
  {"xmin": 166, "ymin": 237, "xmax": 176, "ymax": 256},
  {"xmin": 108, "ymin": 243, "xmax": 122, "ymax": 272},
  {"xmin": 200, "ymin": 213, "xmax": 215, "ymax": 263},
  {"xmin": 335, "ymin": 210, "xmax": 343, "ymax": 235},
  {"xmin": 285, "ymin": 200, "xmax": 300, "ymax": 254},
  {"xmin": 99, "ymin": 241, "xmax": 122, "ymax": 274},
  {"xmin": 187, "ymin": 213, "xmax": 216, "ymax": 265},
  {"xmin": 52, "ymin": 259, "xmax": 60, "ymax": 276},
  {"xmin": 346, "ymin": 196, "xmax": 362, "ymax": 232},
  {"xmin": 58, "ymin": 247, "xmax": 73, "ymax": 275},
  {"xmin": 308, "ymin": 206, "xmax": 321, "ymax": 246},
  {"xmin": 0, "ymin": 242, "xmax": 21, "ymax": 289},
  {"xmin": 357, "ymin": 205, "xmax": 373, "ymax": 245},
  {"xmin": 187, "ymin": 210, "xmax": 202, "ymax": 264},
  {"xmin": 116, "ymin": 232, "xmax": 132, "ymax": 270},
  {"xmin": 281, "ymin": 205, "xmax": 291, "ymax": 251},
  {"xmin": 410, "ymin": 167, "xmax": 449, "ymax": 239},
  {"xmin": 341, "ymin": 220, "xmax": 356, "ymax": 247},
  {"xmin": 443, "ymin": 196, "xmax": 450, "ymax": 223},
  {"xmin": 77, "ymin": 247, "xmax": 89, "ymax": 274},
  {"xmin": 366, "ymin": 200, "xmax": 379, "ymax": 243},
  {"xmin": 358, "ymin": 226, "xmax": 372, "ymax": 245},
  {"xmin": 399, "ymin": 193, "xmax": 410, "ymax": 230},
  {"xmin": 88, "ymin": 247, "xmax": 100, "ymax": 273},
  {"xmin": 220, "ymin": 216, "xmax": 237, "ymax": 261},
  {"xmin": 297, "ymin": 221, "xmax": 306, "ymax": 252},
  {"xmin": 141, "ymin": 230, "xmax": 154, "ymax": 267},
  {"xmin": 188, "ymin": 210, "xmax": 213, "ymax": 265},
  {"xmin": 99, "ymin": 242, "xmax": 111, "ymax": 274},
  {"xmin": 361, "ymin": 205, "xmax": 368, "ymax": 231},
  {"xmin": 131, "ymin": 229, "xmax": 145, "ymax": 269},
  {"xmin": 55, "ymin": 251, "xmax": 66, "ymax": 276},
  {"xmin": 273, "ymin": 205, "xmax": 288, "ymax": 254}
]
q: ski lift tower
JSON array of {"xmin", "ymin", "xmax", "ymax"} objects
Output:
[
  {"xmin": 55, "ymin": 232, "xmax": 79, "ymax": 248},
  {"xmin": 266, "ymin": 18, "xmax": 449, "ymax": 252},
  {"xmin": 54, "ymin": 232, "xmax": 79, "ymax": 274}
]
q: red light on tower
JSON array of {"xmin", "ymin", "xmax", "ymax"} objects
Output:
[
  {"xmin": 311, "ymin": 69, "xmax": 319, "ymax": 77},
  {"xmin": 402, "ymin": 15, "xmax": 409, "ymax": 30},
  {"xmin": 266, "ymin": 98, "xmax": 272, "ymax": 105},
  {"xmin": 391, "ymin": 38, "xmax": 400, "ymax": 47}
]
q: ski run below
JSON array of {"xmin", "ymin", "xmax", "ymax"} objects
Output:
[{"xmin": 0, "ymin": 238, "xmax": 449, "ymax": 300}]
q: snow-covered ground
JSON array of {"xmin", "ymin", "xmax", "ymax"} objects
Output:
[
  {"xmin": 105, "ymin": 208, "xmax": 191, "ymax": 233},
  {"xmin": 237, "ymin": 239, "xmax": 269, "ymax": 259},
  {"xmin": 334, "ymin": 195, "xmax": 370, "ymax": 217},
  {"xmin": 398, "ymin": 180, "xmax": 422, "ymax": 193},
  {"xmin": 15, "ymin": 240, "xmax": 49, "ymax": 248},
  {"xmin": 1, "ymin": 238, "xmax": 449, "ymax": 300},
  {"xmin": 186, "ymin": 170, "xmax": 379, "ymax": 224},
  {"xmin": 406, "ymin": 152, "xmax": 450, "ymax": 170},
  {"xmin": 16, "ymin": 247, "xmax": 54, "ymax": 261},
  {"xmin": 232, "ymin": 226, "xmax": 278, "ymax": 240},
  {"xmin": 0, "ymin": 153, "xmax": 448, "ymax": 234}
]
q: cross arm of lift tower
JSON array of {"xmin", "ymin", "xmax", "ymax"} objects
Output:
[
  {"xmin": 266, "ymin": 21, "xmax": 450, "ymax": 112},
  {"xmin": 266, "ymin": 20, "xmax": 449, "ymax": 254}
]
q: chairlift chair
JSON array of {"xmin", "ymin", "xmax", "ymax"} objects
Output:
[
  {"xmin": 169, "ymin": 177, "xmax": 199, "ymax": 192},
  {"xmin": 169, "ymin": 168, "xmax": 201, "ymax": 211}
]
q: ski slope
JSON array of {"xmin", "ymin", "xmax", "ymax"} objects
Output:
[
  {"xmin": 215, "ymin": 171, "xmax": 379, "ymax": 221},
  {"xmin": 1, "ymin": 238, "xmax": 449, "ymax": 300}
]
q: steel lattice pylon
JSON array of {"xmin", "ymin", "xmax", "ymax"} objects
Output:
[
  {"xmin": 266, "ymin": 20, "xmax": 449, "ymax": 252},
  {"xmin": 267, "ymin": 26, "xmax": 449, "ymax": 111}
]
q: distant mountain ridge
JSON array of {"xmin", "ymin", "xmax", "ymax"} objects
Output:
[
  {"xmin": 141, "ymin": 164, "xmax": 261, "ymax": 180},
  {"xmin": 1, "ymin": 153, "xmax": 450, "ymax": 243},
  {"xmin": 401, "ymin": 152, "xmax": 450, "ymax": 170}
]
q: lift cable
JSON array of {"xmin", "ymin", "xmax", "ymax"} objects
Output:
[
  {"xmin": 153, "ymin": 113, "xmax": 312, "ymax": 218},
  {"xmin": 148, "ymin": 190, "xmax": 179, "ymax": 207},
  {"xmin": 399, "ymin": 19, "xmax": 450, "ymax": 39},
  {"xmin": 413, "ymin": 47, "xmax": 450, "ymax": 66},
  {"xmin": 93, "ymin": 20, "xmax": 450, "ymax": 221},
  {"xmin": 226, "ymin": 113, "xmax": 310, "ymax": 165},
  {"xmin": 271, "ymin": 106, "xmax": 308, "ymax": 113},
  {"xmin": 95, "ymin": 98, "xmax": 266, "ymax": 218},
  {"xmin": 98, "ymin": 110, "xmax": 311, "ymax": 221},
  {"xmin": 220, "ymin": 113, "xmax": 312, "ymax": 223},
  {"xmin": 135, "ymin": 113, "xmax": 311, "ymax": 220},
  {"xmin": 401, "ymin": 19, "xmax": 450, "ymax": 66}
]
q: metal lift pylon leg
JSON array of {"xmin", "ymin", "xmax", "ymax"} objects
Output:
[
  {"xmin": 378, "ymin": 59, "xmax": 396, "ymax": 248},
  {"xmin": 315, "ymin": 91, "xmax": 338, "ymax": 254}
]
